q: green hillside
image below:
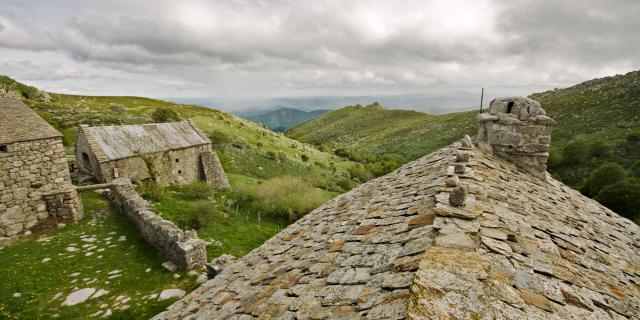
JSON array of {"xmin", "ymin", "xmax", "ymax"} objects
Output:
[
  {"xmin": 244, "ymin": 107, "xmax": 330, "ymax": 132},
  {"xmin": 287, "ymin": 102, "xmax": 477, "ymax": 162}
]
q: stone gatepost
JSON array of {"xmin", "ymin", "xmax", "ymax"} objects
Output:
[{"xmin": 477, "ymin": 97, "xmax": 556, "ymax": 179}]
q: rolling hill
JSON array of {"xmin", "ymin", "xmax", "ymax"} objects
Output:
[{"xmin": 243, "ymin": 107, "xmax": 330, "ymax": 131}]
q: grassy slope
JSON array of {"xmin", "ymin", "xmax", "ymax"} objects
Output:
[
  {"xmin": 23, "ymin": 93, "xmax": 355, "ymax": 183},
  {"xmin": 0, "ymin": 191, "xmax": 196, "ymax": 320},
  {"xmin": 288, "ymin": 104, "xmax": 477, "ymax": 162}
]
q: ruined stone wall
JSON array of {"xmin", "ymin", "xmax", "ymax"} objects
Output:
[
  {"xmin": 108, "ymin": 178, "xmax": 207, "ymax": 269},
  {"xmin": 0, "ymin": 138, "xmax": 79, "ymax": 237},
  {"xmin": 74, "ymin": 128, "xmax": 104, "ymax": 180},
  {"xmin": 200, "ymin": 151, "xmax": 231, "ymax": 190}
]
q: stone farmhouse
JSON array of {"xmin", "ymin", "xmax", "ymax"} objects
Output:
[
  {"xmin": 0, "ymin": 97, "xmax": 82, "ymax": 238},
  {"xmin": 154, "ymin": 98, "xmax": 639, "ymax": 319},
  {"xmin": 75, "ymin": 121, "xmax": 230, "ymax": 189}
]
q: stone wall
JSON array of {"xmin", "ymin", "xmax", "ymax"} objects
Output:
[
  {"xmin": 0, "ymin": 137, "xmax": 81, "ymax": 237},
  {"xmin": 43, "ymin": 188, "xmax": 83, "ymax": 221},
  {"xmin": 477, "ymin": 97, "xmax": 555, "ymax": 178},
  {"xmin": 200, "ymin": 152, "xmax": 231, "ymax": 190},
  {"xmin": 108, "ymin": 177, "xmax": 207, "ymax": 269}
]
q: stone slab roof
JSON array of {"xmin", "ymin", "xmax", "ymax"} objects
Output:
[
  {"xmin": 0, "ymin": 97, "xmax": 62, "ymax": 144},
  {"xmin": 80, "ymin": 121, "xmax": 210, "ymax": 161},
  {"xmin": 154, "ymin": 138, "xmax": 640, "ymax": 320}
]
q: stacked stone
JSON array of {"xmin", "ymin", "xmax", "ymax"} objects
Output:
[
  {"xmin": 0, "ymin": 138, "xmax": 79, "ymax": 238},
  {"xmin": 42, "ymin": 188, "xmax": 83, "ymax": 221},
  {"xmin": 477, "ymin": 97, "xmax": 556, "ymax": 179},
  {"xmin": 108, "ymin": 178, "xmax": 207, "ymax": 269}
]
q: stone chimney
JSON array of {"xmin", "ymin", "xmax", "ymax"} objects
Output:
[{"xmin": 477, "ymin": 97, "xmax": 556, "ymax": 179}]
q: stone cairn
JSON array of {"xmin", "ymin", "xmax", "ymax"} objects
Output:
[{"xmin": 476, "ymin": 97, "xmax": 555, "ymax": 179}]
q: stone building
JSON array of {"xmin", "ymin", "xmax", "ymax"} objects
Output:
[
  {"xmin": 75, "ymin": 121, "xmax": 230, "ymax": 189},
  {"xmin": 0, "ymin": 97, "xmax": 82, "ymax": 238},
  {"xmin": 154, "ymin": 98, "xmax": 639, "ymax": 319}
]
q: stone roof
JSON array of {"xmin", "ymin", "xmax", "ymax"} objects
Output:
[
  {"xmin": 79, "ymin": 121, "xmax": 210, "ymax": 161},
  {"xmin": 154, "ymin": 138, "xmax": 640, "ymax": 320},
  {"xmin": 0, "ymin": 97, "xmax": 62, "ymax": 144}
]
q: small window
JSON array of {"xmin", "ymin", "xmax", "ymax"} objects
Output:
[
  {"xmin": 175, "ymin": 158, "xmax": 180, "ymax": 163},
  {"xmin": 506, "ymin": 101, "xmax": 515, "ymax": 113},
  {"xmin": 0, "ymin": 145, "xmax": 7, "ymax": 152},
  {"xmin": 178, "ymin": 170, "xmax": 182, "ymax": 174}
]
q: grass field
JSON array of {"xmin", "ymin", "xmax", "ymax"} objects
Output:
[{"xmin": 0, "ymin": 191, "xmax": 197, "ymax": 320}]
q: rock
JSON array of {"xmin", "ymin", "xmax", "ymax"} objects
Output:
[
  {"xmin": 206, "ymin": 254, "xmax": 237, "ymax": 279},
  {"xmin": 518, "ymin": 288, "xmax": 552, "ymax": 312},
  {"xmin": 448, "ymin": 186, "xmax": 467, "ymax": 207},
  {"xmin": 456, "ymin": 152, "xmax": 470, "ymax": 162},
  {"xmin": 196, "ymin": 273, "xmax": 208, "ymax": 285},
  {"xmin": 158, "ymin": 289, "xmax": 186, "ymax": 301},
  {"xmin": 187, "ymin": 271, "xmax": 199, "ymax": 277},
  {"xmin": 461, "ymin": 135, "xmax": 473, "ymax": 148},
  {"xmin": 65, "ymin": 246, "xmax": 78, "ymax": 252},
  {"xmin": 57, "ymin": 223, "xmax": 66, "ymax": 228},
  {"xmin": 69, "ymin": 272, "xmax": 80, "ymax": 277},
  {"xmin": 62, "ymin": 288, "xmax": 96, "ymax": 306},
  {"xmin": 435, "ymin": 232, "xmax": 476, "ymax": 250},
  {"xmin": 12, "ymin": 292, "xmax": 21, "ymax": 298},
  {"xmin": 444, "ymin": 176, "xmax": 459, "ymax": 187},
  {"xmin": 102, "ymin": 309, "xmax": 112, "ymax": 318},
  {"xmin": 162, "ymin": 261, "xmax": 177, "ymax": 272},
  {"xmin": 454, "ymin": 164, "xmax": 466, "ymax": 174},
  {"xmin": 92, "ymin": 289, "xmax": 109, "ymax": 299},
  {"xmin": 118, "ymin": 236, "xmax": 126, "ymax": 242},
  {"xmin": 42, "ymin": 257, "xmax": 51, "ymax": 263}
]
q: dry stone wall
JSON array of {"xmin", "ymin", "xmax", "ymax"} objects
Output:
[
  {"xmin": 108, "ymin": 177, "xmax": 207, "ymax": 269},
  {"xmin": 0, "ymin": 137, "xmax": 81, "ymax": 237}
]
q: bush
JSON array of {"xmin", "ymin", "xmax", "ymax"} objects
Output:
[
  {"xmin": 581, "ymin": 163, "xmax": 627, "ymax": 197},
  {"xmin": 231, "ymin": 138, "xmax": 248, "ymax": 149},
  {"xmin": 180, "ymin": 181, "xmax": 214, "ymax": 200},
  {"xmin": 349, "ymin": 164, "xmax": 373, "ymax": 182},
  {"xmin": 632, "ymin": 160, "xmax": 640, "ymax": 177},
  {"xmin": 301, "ymin": 154, "xmax": 310, "ymax": 162},
  {"xmin": 337, "ymin": 177, "xmax": 357, "ymax": 191},
  {"xmin": 151, "ymin": 107, "xmax": 181, "ymax": 123},
  {"xmin": 562, "ymin": 140, "xmax": 590, "ymax": 165},
  {"xmin": 110, "ymin": 103, "xmax": 125, "ymax": 113},
  {"xmin": 252, "ymin": 176, "xmax": 330, "ymax": 221},
  {"xmin": 595, "ymin": 178, "xmax": 640, "ymax": 222},
  {"xmin": 136, "ymin": 180, "xmax": 166, "ymax": 202},
  {"xmin": 177, "ymin": 200, "xmax": 216, "ymax": 230},
  {"xmin": 588, "ymin": 140, "xmax": 612, "ymax": 159},
  {"xmin": 207, "ymin": 129, "xmax": 233, "ymax": 147}
]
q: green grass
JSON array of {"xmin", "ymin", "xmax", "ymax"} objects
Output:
[
  {"xmin": 153, "ymin": 174, "xmax": 337, "ymax": 259},
  {"xmin": 0, "ymin": 191, "xmax": 197, "ymax": 320}
]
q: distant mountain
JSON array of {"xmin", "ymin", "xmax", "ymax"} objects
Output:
[{"xmin": 243, "ymin": 107, "xmax": 331, "ymax": 131}]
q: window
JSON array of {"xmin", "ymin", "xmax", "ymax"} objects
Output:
[
  {"xmin": 0, "ymin": 145, "xmax": 7, "ymax": 152},
  {"xmin": 175, "ymin": 158, "xmax": 180, "ymax": 163},
  {"xmin": 178, "ymin": 170, "xmax": 182, "ymax": 174},
  {"xmin": 506, "ymin": 101, "xmax": 515, "ymax": 113}
]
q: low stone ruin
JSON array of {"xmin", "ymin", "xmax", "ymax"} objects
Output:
[{"xmin": 108, "ymin": 178, "xmax": 207, "ymax": 269}]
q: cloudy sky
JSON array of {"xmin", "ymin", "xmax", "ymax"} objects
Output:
[{"xmin": 1, "ymin": 0, "xmax": 638, "ymax": 107}]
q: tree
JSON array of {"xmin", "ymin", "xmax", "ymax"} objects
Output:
[
  {"xmin": 124, "ymin": 132, "xmax": 166, "ymax": 183},
  {"xmin": 595, "ymin": 178, "xmax": 640, "ymax": 221},
  {"xmin": 562, "ymin": 140, "xmax": 590, "ymax": 165},
  {"xmin": 588, "ymin": 140, "xmax": 612, "ymax": 159},
  {"xmin": 151, "ymin": 107, "xmax": 181, "ymax": 123},
  {"xmin": 581, "ymin": 163, "xmax": 627, "ymax": 197}
]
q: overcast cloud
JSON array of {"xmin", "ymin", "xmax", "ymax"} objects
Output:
[{"xmin": 0, "ymin": 0, "xmax": 638, "ymax": 108}]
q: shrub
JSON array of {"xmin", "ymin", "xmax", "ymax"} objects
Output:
[
  {"xmin": 256, "ymin": 142, "xmax": 263, "ymax": 149},
  {"xmin": 252, "ymin": 176, "xmax": 330, "ymax": 221},
  {"xmin": 581, "ymin": 163, "xmax": 627, "ymax": 197},
  {"xmin": 207, "ymin": 129, "xmax": 233, "ymax": 147},
  {"xmin": 632, "ymin": 160, "xmax": 640, "ymax": 177},
  {"xmin": 177, "ymin": 200, "xmax": 216, "ymax": 230},
  {"xmin": 110, "ymin": 103, "xmax": 125, "ymax": 113},
  {"xmin": 231, "ymin": 138, "xmax": 248, "ymax": 149},
  {"xmin": 151, "ymin": 107, "xmax": 181, "ymax": 123},
  {"xmin": 136, "ymin": 180, "xmax": 166, "ymax": 202},
  {"xmin": 588, "ymin": 140, "xmax": 612, "ymax": 159},
  {"xmin": 562, "ymin": 140, "xmax": 590, "ymax": 165},
  {"xmin": 595, "ymin": 178, "xmax": 640, "ymax": 221},
  {"xmin": 308, "ymin": 165, "xmax": 329, "ymax": 189},
  {"xmin": 337, "ymin": 177, "xmax": 357, "ymax": 191},
  {"xmin": 349, "ymin": 164, "xmax": 373, "ymax": 182},
  {"xmin": 180, "ymin": 181, "xmax": 214, "ymax": 200},
  {"xmin": 627, "ymin": 132, "xmax": 640, "ymax": 152},
  {"xmin": 301, "ymin": 154, "xmax": 310, "ymax": 162}
]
